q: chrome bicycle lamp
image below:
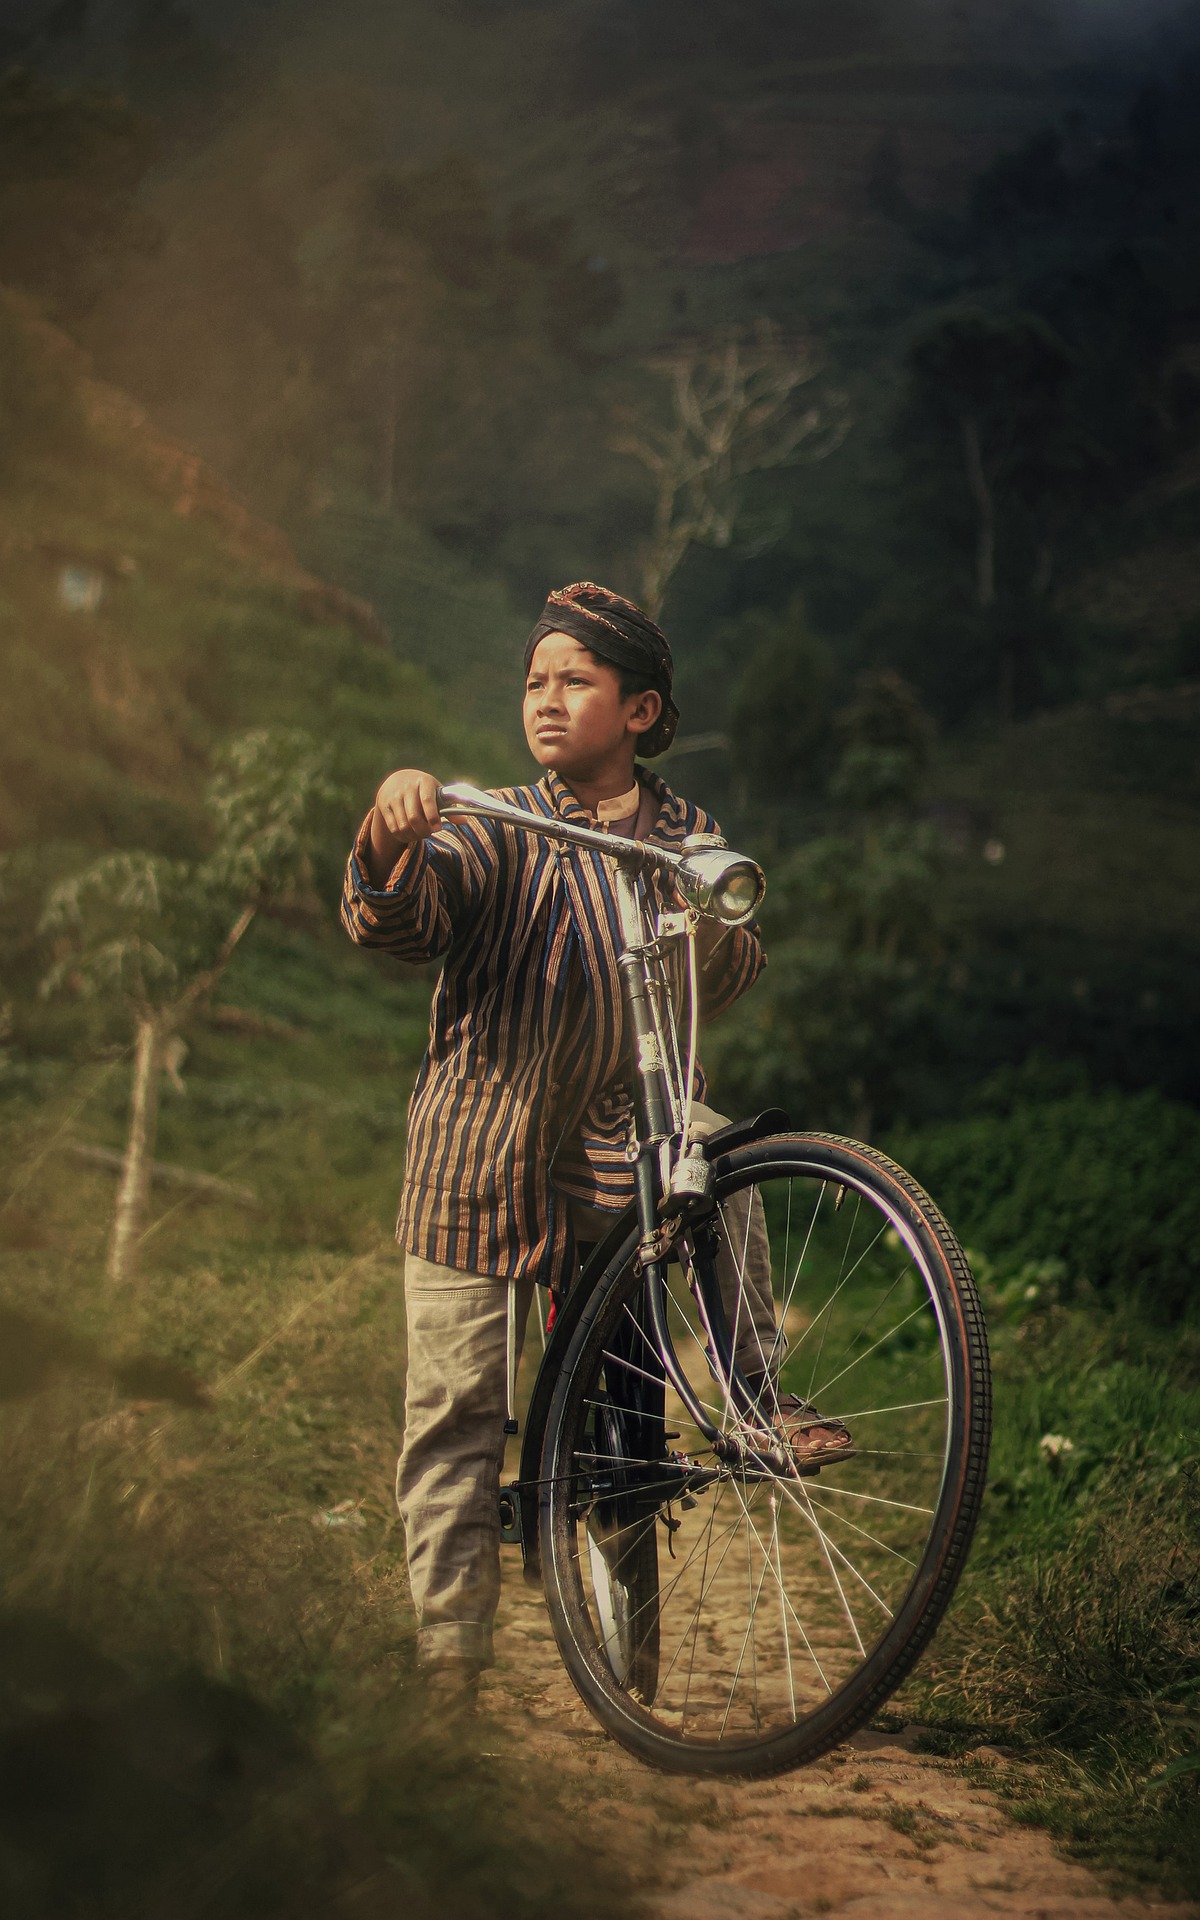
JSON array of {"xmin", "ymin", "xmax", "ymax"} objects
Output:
[{"xmin": 674, "ymin": 848, "xmax": 765, "ymax": 925}]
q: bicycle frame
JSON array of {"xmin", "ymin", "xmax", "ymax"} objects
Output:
[{"xmin": 437, "ymin": 781, "xmax": 775, "ymax": 1571}]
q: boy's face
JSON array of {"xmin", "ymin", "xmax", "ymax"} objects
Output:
[{"xmin": 523, "ymin": 633, "xmax": 661, "ymax": 783}]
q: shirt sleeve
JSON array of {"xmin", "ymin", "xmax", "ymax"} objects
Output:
[
  {"xmin": 340, "ymin": 809, "xmax": 496, "ymax": 962},
  {"xmin": 697, "ymin": 922, "xmax": 765, "ymax": 1022}
]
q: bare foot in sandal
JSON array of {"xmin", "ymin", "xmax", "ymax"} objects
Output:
[{"xmin": 743, "ymin": 1391, "xmax": 855, "ymax": 1473}]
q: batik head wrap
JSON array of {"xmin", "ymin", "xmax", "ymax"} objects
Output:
[{"xmin": 524, "ymin": 581, "xmax": 680, "ymax": 757}]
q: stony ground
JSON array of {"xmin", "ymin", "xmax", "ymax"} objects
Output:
[{"xmin": 476, "ymin": 1560, "xmax": 1197, "ymax": 1920}]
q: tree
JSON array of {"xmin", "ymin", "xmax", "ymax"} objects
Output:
[
  {"xmin": 612, "ymin": 320, "xmax": 847, "ymax": 617},
  {"xmin": 727, "ymin": 596, "xmax": 835, "ymax": 814},
  {"xmin": 709, "ymin": 672, "xmax": 947, "ymax": 1140},
  {"xmin": 907, "ymin": 309, "xmax": 1074, "ymax": 617},
  {"xmin": 39, "ymin": 730, "xmax": 334, "ymax": 1282}
]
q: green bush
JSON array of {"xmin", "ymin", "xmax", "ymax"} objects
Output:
[{"xmin": 893, "ymin": 1086, "xmax": 1200, "ymax": 1318}]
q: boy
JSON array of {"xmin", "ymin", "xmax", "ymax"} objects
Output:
[{"xmin": 341, "ymin": 582, "xmax": 850, "ymax": 1707}]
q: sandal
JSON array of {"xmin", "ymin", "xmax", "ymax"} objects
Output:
[{"xmin": 744, "ymin": 1391, "xmax": 856, "ymax": 1475}]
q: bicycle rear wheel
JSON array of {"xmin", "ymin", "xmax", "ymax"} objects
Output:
[
  {"xmin": 539, "ymin": 1133, "xmax": 991, "ymax": 1776},
  {"xmin": 585, "ymin": 1391, "xmax": 661, "ymax": 1701}
]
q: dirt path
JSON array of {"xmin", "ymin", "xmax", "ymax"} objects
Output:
[{"xmin": 479, "ymin": 1562, "xmax": 1196, "ymax": 1920}]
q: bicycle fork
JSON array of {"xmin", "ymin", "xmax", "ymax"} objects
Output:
[{"xmin": 611, "ymin": 867, "xmax": 761, "ymax": 1452}]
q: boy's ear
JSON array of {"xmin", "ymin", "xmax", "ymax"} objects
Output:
[{"xmin": 627, "ymin": 689, "xmax": 663, "ymax": 737}]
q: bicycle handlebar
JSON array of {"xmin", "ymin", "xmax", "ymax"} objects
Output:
[
  {"xmin": 436, "ymin": 781, "xmax": 766, "ymax": 925},
  {"xmin": 437, "ymin": 780, "xmax": 681, "ymax": 874}
]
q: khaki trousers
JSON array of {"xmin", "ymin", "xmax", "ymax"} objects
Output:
[{"xmin": 396, "ymin": 1105, "xmax": 776, "ymax": 1670}]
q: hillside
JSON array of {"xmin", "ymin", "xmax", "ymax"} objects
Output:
[
  {"xmin": 0, "ymin": 289, "xmax": 526, "ymax": 1259},
  {"xmin": 0, "ymin": 290, "xmax": 517, "ymax": 862}
]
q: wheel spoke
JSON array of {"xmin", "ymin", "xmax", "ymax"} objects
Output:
[
  {"xmin": 803, "ymin": 1493, "xmax": 919, "ymax": 1568},
  {"xmin": 795, "ymin": 1482, "xmax": 935, "ymax": 1516},
  {"xmin": 804, "ymin": 1188, "xmax": 865, "ymax": 1401},
  {"xmin": 774, "ymin": 1476, "xmax": 890, "ymax": 1629},
  {"xmin": 809, "ymin": 1300, "xmax": 935, "ymax": 1404},
  {"xmin": 833, "ymin": 1397, "xmax": 948, "ymax": 1421},
  {"xmin": 771, "ymin": 1492, "xmax": 797, "ymax": 1720},
  {"xmin": 718, "ymin": 1512, "xmax": 774, "ymax": 1737},
  {"xmin": 657, "ymin": 1507, "xmax": 745, "ymax": 1702},
  {"xmin": 722, "ymin": 1473, "xmax": 832, "ymax": 1694},
  {"xmin": 679, "ymin": 1485, "xmax": 721, "ymax": 1730}
]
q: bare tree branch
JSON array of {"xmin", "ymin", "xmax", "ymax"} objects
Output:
[{"xmin": 613, "ymin": 321, "xmax": 848, "ymax": 616}]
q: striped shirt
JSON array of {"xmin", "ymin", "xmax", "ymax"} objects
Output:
[{"xmin": 341, "ymin": 767, "xmax": 764, "ymax": 1288}]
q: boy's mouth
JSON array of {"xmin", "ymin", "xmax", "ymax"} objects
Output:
[{"xmin": 535, "ymin": 726, "xmax": 568, "ymax": 741}]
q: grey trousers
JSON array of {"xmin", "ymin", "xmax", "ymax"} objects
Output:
[{"xmin": 396, "ymin": 1104, "xmax": 776, "ymax": 1670}]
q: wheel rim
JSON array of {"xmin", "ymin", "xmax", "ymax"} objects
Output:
[{"xmin": 549, "ymin": 1147, "xmax": 979, "ymax": 1758}]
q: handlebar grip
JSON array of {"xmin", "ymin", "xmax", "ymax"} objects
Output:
[{"xmin": 438, "ymin": 780, "xmax": 494, "ymax": 816}]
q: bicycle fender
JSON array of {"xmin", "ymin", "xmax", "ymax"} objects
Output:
[{"xmin": 698, "ymin": 1107, "xmax": 790, "ymax": 1157}]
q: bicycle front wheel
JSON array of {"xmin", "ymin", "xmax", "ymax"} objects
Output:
[{"xmin": 539, "ymin": 1133, "xmax": 991, "ymax": 1776}]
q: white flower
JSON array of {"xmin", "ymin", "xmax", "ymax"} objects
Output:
[{"xmin": 1039, "ymin": 1433, "xmax": 1075, "ymax": 1458}]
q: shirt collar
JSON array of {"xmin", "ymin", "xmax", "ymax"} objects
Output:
[
  {"xmin": 595, "ymin": 782, "xmax": 640, "ymax": 825},
  {"xmin": 541, "ymin": 766, "xmax": 687, "ymax": 844}
]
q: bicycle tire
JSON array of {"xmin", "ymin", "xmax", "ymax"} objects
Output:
[{"xmin": 539, "ymin": 1132, "xmax": 991, "ymax": 1776}]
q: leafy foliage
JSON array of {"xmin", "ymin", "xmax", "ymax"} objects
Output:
[
  {"xmin": 894, "ymin": 1083, "xmax": 1200, "ymax": 1319},
  {"xmin": 39, "ymin": 730, "xmax": 335, "ymax": 1017},
  {"xmin": 203, "ymin": 728, "xmax": 338, "ymax": 903},
  {"xmin": 0, "ymin": 1201, "xmax": 634, "ymax": 1920},
  {"xmin": 727, "ymin": 597, "xmax": 835, "ymax": 805},
  {"xmin": 39, "ymin": 850, "xmax": 186, "ymax": 1007},
  {"xmin": 36, "ymin": 731, "xmax": 339, "ymax": 1281},
  {"xmin": 711, "ymin": 672, "xmax": 950, "ymax": 1136}
]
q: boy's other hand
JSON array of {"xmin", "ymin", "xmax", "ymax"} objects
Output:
[{"xmin": 366, "ymin": 770, "xmax": 442, "ymax": 884}]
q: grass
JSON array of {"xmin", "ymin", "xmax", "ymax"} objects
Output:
[
  {"xmin": 0, "ymin": 299, "xmax": 638, "ymax": 1914},
  {"xmin": 6, "ymin": 988, "xmax": 1198, "ymax": 1905},
  {"xmin": 0, "ymin": 919, "xmax": 638, "ymax": 1920},
  {"xmin": 898, "ymin": 1291, "xmax": 1200, "ymax": 1900}
]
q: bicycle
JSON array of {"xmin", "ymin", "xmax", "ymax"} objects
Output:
[{"xmin": 438, "ymin": 780, "xmax": 991, "ymax": 1779}]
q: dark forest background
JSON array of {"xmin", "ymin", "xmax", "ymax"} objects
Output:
[
  {"xmin": 5, "ymin": 0, "xmax": 1200, "ymax": 1124},
  {"xmin": 1, "ymin": 1, "xmax": 1198, "ymax": 1910}
]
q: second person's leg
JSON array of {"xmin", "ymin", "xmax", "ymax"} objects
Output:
[{"xmin": 687, "ymin": 1104, "xmax": 780, "ymax": 1384}]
